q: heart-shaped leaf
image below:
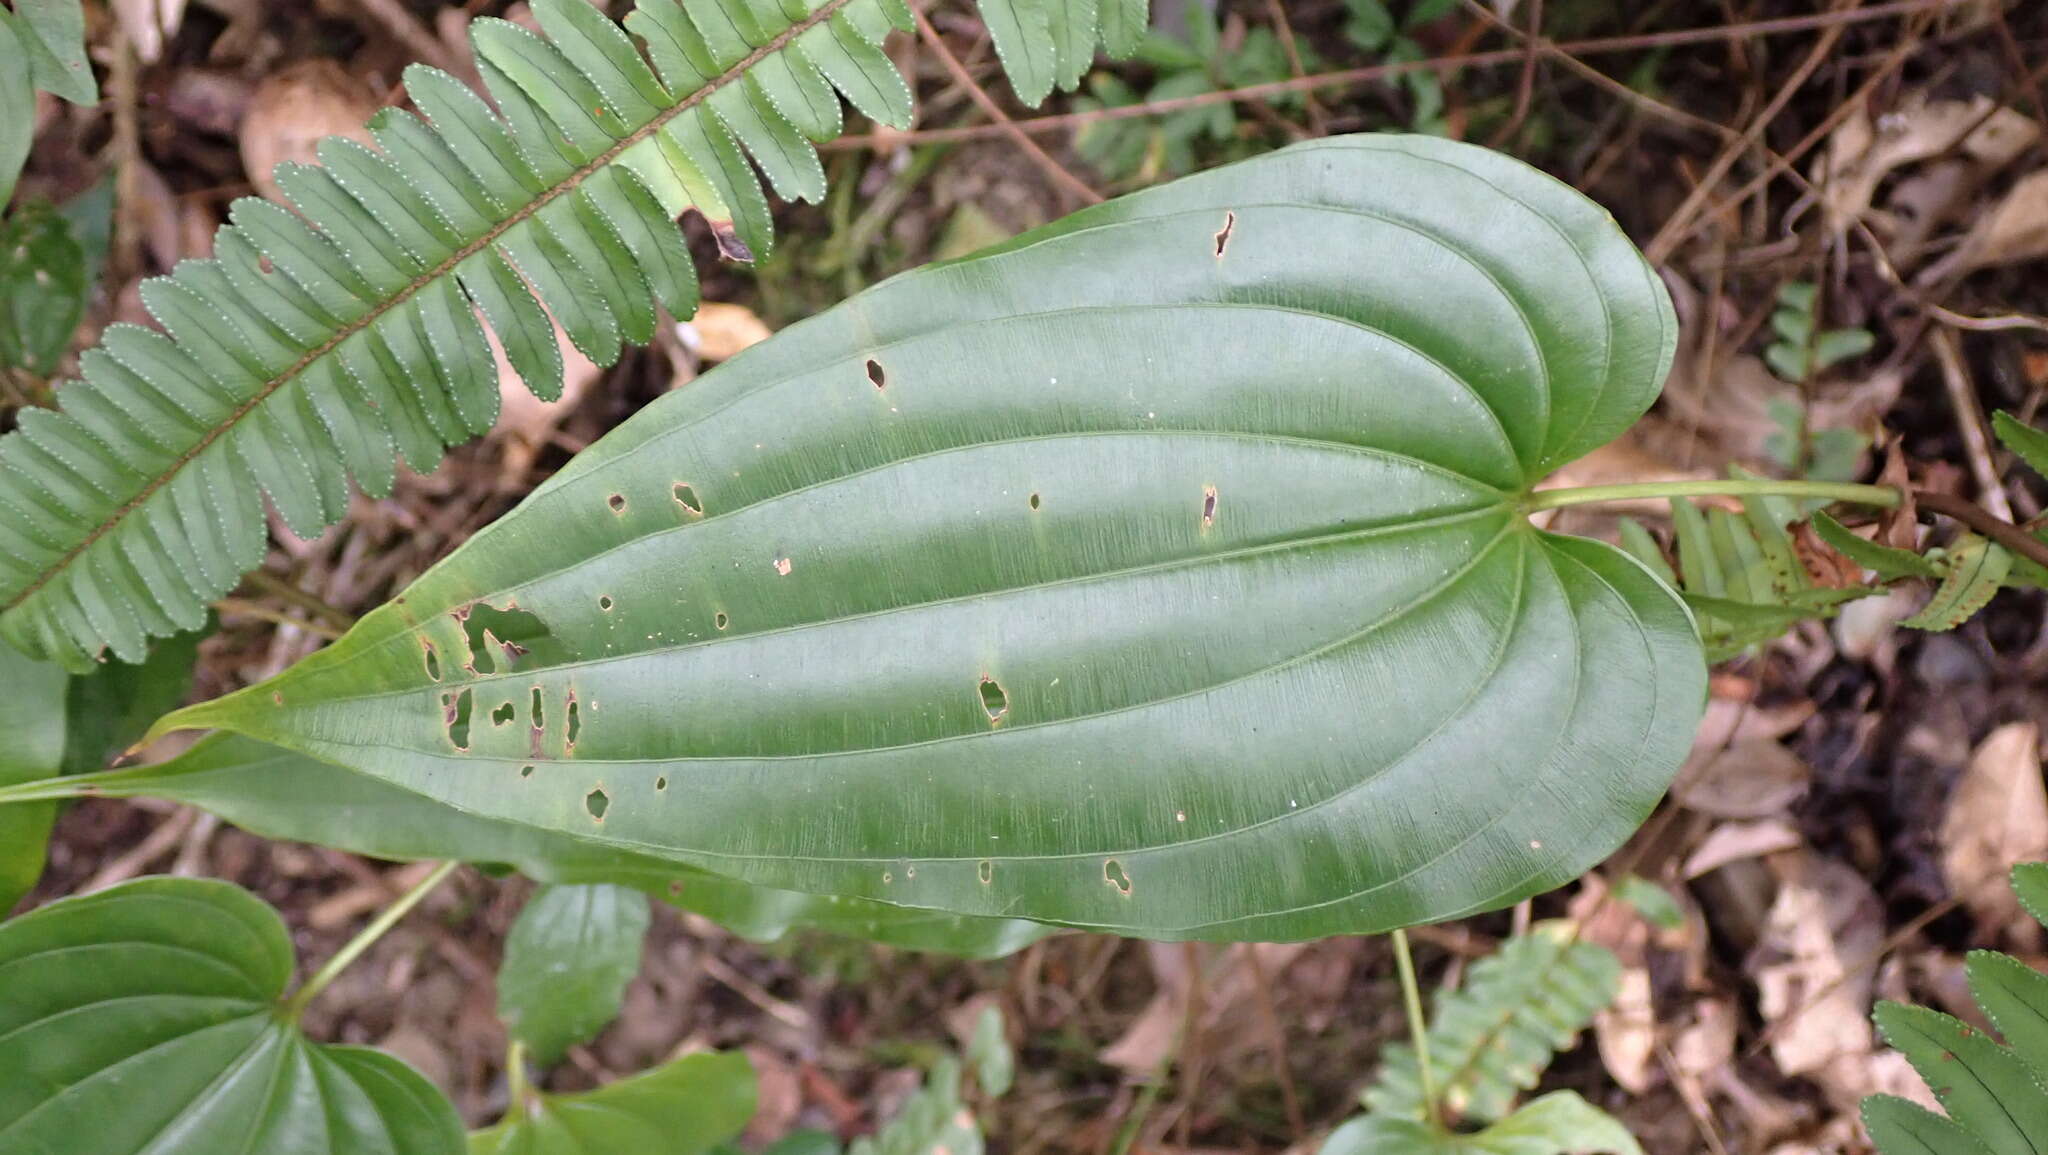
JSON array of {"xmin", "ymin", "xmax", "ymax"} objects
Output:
[
  {"xmin": 61, "ymin": 733, "xmax": 1053, "ymax": 956},
  {"xmin": 163, "ymin": 135, "xmax": 1703, "ymax": 941},
  {"xmin": 0, "ymin": 877, "xmax": 463, "ymax": 1155},
  {"xmin": 468, "ymin": 1051, "xmax": 753, "ymax": 1155},
  {"xmin": 499, "ymin": 884, "xmax": 650, "ymax": 1066}
]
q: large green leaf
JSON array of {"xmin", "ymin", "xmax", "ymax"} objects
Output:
[
  {"xmin": 162, "ymin": 135, "xmax": 1700, "ymax": 941},
  {"xmin": 499, "ymin": 883, "xmax": 650, "ymax": 1065},
  {"xmin": 0, "ymin": 640, "xmax": 65, "ymax": 912},
  {"xmin": 0, "ymin": 877, "xmax": 464, "ymax": 1155},
  {"xmin": 469, "ymin": 1051, "xmax": 754, "ymax": 1155},
  {"xmin": 43, "ymin": 733, "xmax": 1053, "ymax": 956}
]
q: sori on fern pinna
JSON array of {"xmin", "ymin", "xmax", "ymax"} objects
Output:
[{"xmin": 0, "ymin": 0, "xmax": 1143, "ymax": 672}]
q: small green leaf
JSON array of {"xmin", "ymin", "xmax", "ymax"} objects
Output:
[
  {"xmin": 1612, "ymin": 874, "xmax": 1683, "ymax": 931},
  {"xmin": 0, "ymin": 16, "xmax": 34, "ymax": 208},
  {"xmin": 1994, "ymin": 411, "xmax": 2048, "ymax": 484},
  {"xmin": 469, "ymin": 1052, "xmax": 754, "ymax": 1155},
  {"xmin": 1901, "ymin": 536, "xmax": 2010, "ymax": 631},
  {"xmin": 966, "ymin": 1004, "xmax": 1014, "ymax": 1097},
  {"xmin": 1862, "ymin": 1094, "xmax": 1995, "ymax": 1155},
  {"xmin": 0, "ymin": 877, "xmax": 464, "ymax": 1155},
  {"xmin": 1811, "ymin": 512, "xmax": 1938, "ymax": 580},
  {"xmin": 13, "ymin": 0, "xmax": 96, "ymax": 105},
  {"xmin": 1342, "ymin": 0, "xmax": 1395, "ymax": 51},
  {"xmin": 61, "ymin": 626, "xmax": 202, "ymax": 774},
  {"xmin": 2014, "ymin": 864, "xmax": 2048, "ymax": 930},
  {"xmin": 1615, "ymin": 518, "xmax": 1674, "ymax": 585},
  {"xmin": 1812, "ymin": 327, "xmax": 1873, "ymax": 371},
  {"xmin": 499, "ymin": 883, "xmax": 651, "ymax": 1065},
  {"xmin": 762, "ymin": 1131, "xmax": 842, "ymax": 1155},
  {"xmin": 977, "ymin": 0, "xmax": 1057, "ymax": 107},
  {"xmin": 1967, "ymin": 949, "xmax": 2048, "ymax": 1067},
  {"xmin": 1321, "ymin": 1091, "xmax": 1642, "ymax": 1153},
  {"xmin": 1764, "ymin": 342, "xmax": 1810, "ymax": 383},
  {"xmin": 1777, "ymin": 282, "xmax": 1817, "ymax": 311},
  {"xmin": 0, "ymin": 640, "xmax": 65, "ymax": 912},
  {"xmin": 849, "ymin": 1056, "xmax": 980, "ymax": 1155},
  {"xmin": 1874, "ymin": 1001, "xmax": 2048, "ymax": 1155},
  {"xmin": 0, "ymin": 201, "xmax": 89, "ymax": 374},
  {"xmin": 1465, "ymin": 1091, "xmax": 1643, "ymax": 1154}
]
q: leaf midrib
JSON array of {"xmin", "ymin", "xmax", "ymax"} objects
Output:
[{"xmin": 0, "ymin": 0, "xmax": 856, "ymax": 619}]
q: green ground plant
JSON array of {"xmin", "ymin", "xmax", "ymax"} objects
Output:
[
  {"xmin": 5, "ymin": 0, "xmax": 2048, "ymax": 1150},
  {"xmin": 1863, "ymin": 864, "xmax": 2048, "ymax": 1155}
]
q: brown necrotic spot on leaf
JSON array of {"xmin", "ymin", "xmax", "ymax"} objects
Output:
[
  {"xmin": 445, "ymin": 688, "xmax": 474, "ymax": 751},
  {"xmin": 979, "ymin": 677, "xmax": 1009, "ymax": 724},
  {"xmin": 773, "ymin": 557, "xmax": 793, "ymax": 576},
  {"xmin": 707, "ymin": 218, "xmax": 752, "ymax": 262},
  {"xmin": 492, "ymin": 701, "xmax": 516, "ymax": 726},
  {"xmin": 1202, "ymin": 485, "xmax": 1218, "ymax": 528},
  {"xmin": 1214, "ymin": 211, "xmax": 1236, "ymax": 257},
  {"xmin": 1104, "ymin": 859, "xmax": 1132, "ymax": 895},
  {"xmin": 866, "ymin": 359, "xmax": 886, "ymax": 388},
  {"xmin": 673, "ymin": 483, "xmax": 703, "ymax": 515},
  {"xmin": 585, "ymin": 788, "xmax": 609, "ymax": 821}
]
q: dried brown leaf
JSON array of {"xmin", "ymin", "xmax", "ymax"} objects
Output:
[
  {"xmin": 240, "ymin": 61, "xmax": 379, "ymax": 204},
  {"xmin": 1941, "ymin": 722, "xmax": 2048, "ymax": 943},
  {"xmin": 1674, "ymin": 739, "xmax": 1813, "ymax": 820}
]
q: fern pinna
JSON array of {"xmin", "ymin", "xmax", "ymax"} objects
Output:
[{"xmin": 0, "ymin": 0, "xmax": 1137, "ymax": 672}]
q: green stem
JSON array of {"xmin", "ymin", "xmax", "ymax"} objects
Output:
[
  {"xmin": 282, "ymin": 860, "xmax": 460, "ymax": 1021},
  {"xmin": 1391, "ymin": 928, "xmax": 1440, "ymax": 1130},
  {"xmin": 1525, "ymin": 479, "xmax": 1902, "ymax": 511},
  {"xmin": 505, "ymin": 1040, "xmax": 536, "ymax": 1117}
]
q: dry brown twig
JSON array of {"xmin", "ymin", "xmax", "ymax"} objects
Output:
[
  {"xmin": 826, "ymin": 0, "xmax": 1966, "ymax": 150},
  {"xmin": 909, "ymin": 5, "xmax": 1103, "ymax": 207},
  {"xmin": 1644, "ymin": 0, "xmax": 1865, "ymax": 263}
]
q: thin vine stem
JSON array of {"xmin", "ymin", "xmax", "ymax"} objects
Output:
[
  {"xmin": 282, "ymin": 861, "xmax": 460, "ymax": 1021},
  {"xmin": 1391, "ymin": 928, "xmax": 1440, "ymax": 1129},
  {"xmin": 1524, "ymin": 480, "xmax": 1903, "ymax": 511}
]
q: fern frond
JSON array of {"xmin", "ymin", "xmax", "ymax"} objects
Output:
[
  {"xmin": 0, "ymin": 0, "xmax": 1136, "ymax": 670},
  {"xmin": 1622, "ymin": 484, "xmax": 1881, "ymax": 660},
  {"xmin": 1364, "ymin": 922, "xmax": 1620, "ymax": 1128},
  {"xmin": 1866, "ymin": 864, "xmax": 2048, "ymax": 1155}
]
